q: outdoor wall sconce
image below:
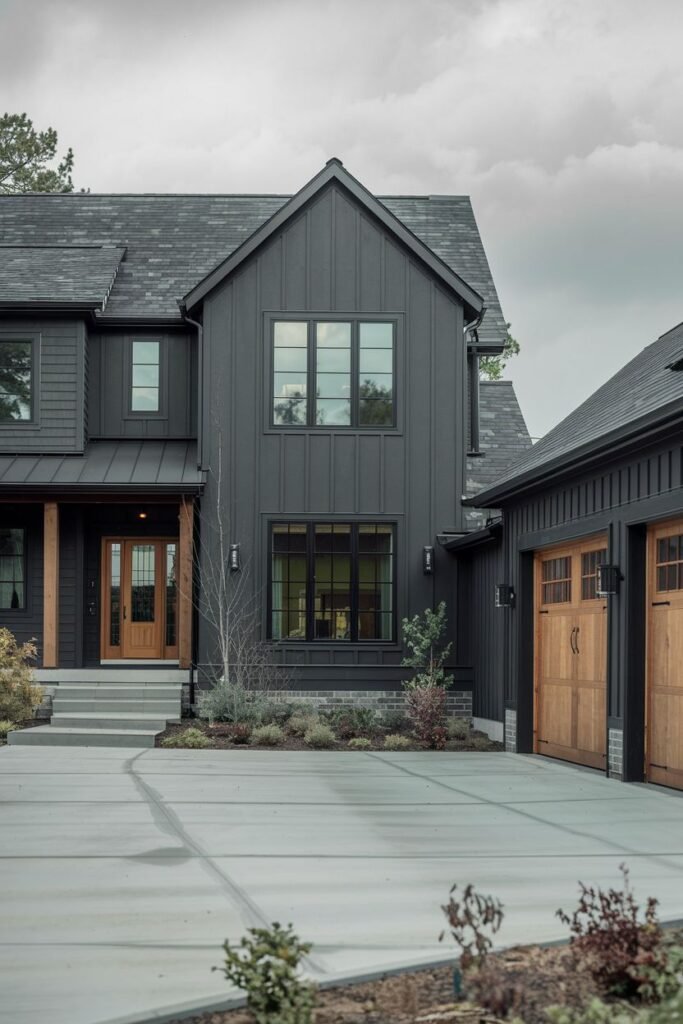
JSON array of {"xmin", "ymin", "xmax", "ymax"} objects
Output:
[
  {"xmin": 597, "ymin": 563, "xmax": 621, "ymax": 597},
  {"xmin": 229, "ymin": 543, "xmax": 241, "ymax": 573},
  {"xmin": 423, "ymin": 546, "xmax": 434, "ymax": 575},
  {"xmin": 495, "ymin": 583, "xmax": 515, "ymax": 608}
]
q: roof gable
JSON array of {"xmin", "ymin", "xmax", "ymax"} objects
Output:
[{"xmin": 181, "ymin": 159, "xmax": 484, "ymax": 320}]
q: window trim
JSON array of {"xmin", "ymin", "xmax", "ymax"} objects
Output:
[
  {"xmin": 0, "ymin": 527, "xmax": 27, "ymax": 612},
  {"xmin": 267, "ymin": 313, "xmax": 399, "ymax": 431},
  {"xmin": 125, "ymin": 336, "xmax": 167, "ymax": 419},
  {"xmin": 0, "ymin": 332, "xmax": 39, "ymax": 428},
  {"xmin": 267, "ymin": 519, "xmax": 398, "ymax": 644}
]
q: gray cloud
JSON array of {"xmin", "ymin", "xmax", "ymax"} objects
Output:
[{"xmin": 1, "ymin": 0, "xmax": 682, "ymax": 436}]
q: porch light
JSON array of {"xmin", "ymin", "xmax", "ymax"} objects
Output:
[
  {"xmin": 597, "ymin": 564, "xmax": 621, "ymax": 597},
  {"xmin": 495, "ymin": 584, "xmax": 515, "ymax": 608},
  {"xmin": 423, "ymin": 546, "xmax": 434, "ymax": 575},
  {"xmin": 229, "ymin": 543, "xmax": 241, "ymax": 573},
  {"xmin": 137, "ymin": 511, "xmax": 148, "ymax": 520}
]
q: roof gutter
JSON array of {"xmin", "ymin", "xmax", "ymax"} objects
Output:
[
  {"xmin": 179, "ymin": 303, "xmax": 204, "ymax": 470},
  {"xmin": 438, "ymin": 519, "xmax": 503, "ymax": 553}
]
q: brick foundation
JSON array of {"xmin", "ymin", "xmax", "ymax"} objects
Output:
[
  {"xmin": 504, "ymin": 708, "xmax": 517, "ymax": 752},
  {"xmin": 608, "ymin": 727, "xmax": 624, "ymax": 778},
  {"xmin": 189, "ymin": 685, "xmax": 472, "ymax": 719}
]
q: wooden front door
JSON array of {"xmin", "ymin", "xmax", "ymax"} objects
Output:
[
  {"xmin": 101, "ymin": 538, "xmax": 179, "ymax": 660},
  {"xmin": 646, "ymin": 520, "xmax": 683, "ymax": 789},
  {"xmin": 534, "ymin": 535, "xmax": 608, "ymax": 769}
]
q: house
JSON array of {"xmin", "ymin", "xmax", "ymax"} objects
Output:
[
  {"xmin": 459, "ymin": 321, "xmax": 683, "ymax": 788},
  {"xmin": 0, "ymin": 158, "xmax": 529, "ymax": 746}
]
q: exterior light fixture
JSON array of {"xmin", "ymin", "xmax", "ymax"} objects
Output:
[
  {"xmin": 423, "ymin": 545, "xmax": 434, "ymax": 575},
  {"xmin": 495, "ymin": 584, "xmax": 515, "ymax": 608},
  {"xmin": 597, "ymin": 564, "xmax": 621, "ymax": 597},
  {"xmin": 137, "ymin": 511, "xmax": 148, "ymax": 520},
  {"xmin": 229, "ymin": 543, "xmax": 241, "ymax": 573}
]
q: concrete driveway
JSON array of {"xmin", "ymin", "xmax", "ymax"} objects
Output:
[{"xmin": 3, "ymin": 748, "xmax": 683, "ymax": 1024}]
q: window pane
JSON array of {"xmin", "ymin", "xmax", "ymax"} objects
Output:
[
  {"xmin": 359, "ymin": 349, "xmax": 393, "ymax": 374},
  {"xmin": 316, "ymin": 373, "xmax": 351, "ymax": 399},
  {"xmin": 316, "ymin": 322, "xmax": 351, "ymax": 347},
  {"xmin": 274, "ymin": 347, "xmax": 307, "ymax": 372},
  {"xmin": 165, "ymin": 543, "xmax": 177, "ymax": 648},
  {"xmin": 359, "ymin": 398, "xmax": 393, "ymax": 426},
  {"xmin": 132, "ymin": 363, "xmax": 159, "ymax": 387},
  {"xmin": 132, "ymin": 340, "xmax": 159, "ymax": 363},
  {"xmin": 0, "ymin": 341, "xmax": 32, "ymax": 421},
  {"xmin": 0, "ymin": 528, "xmax": 25, "ymax": 609},
  {"xmin": 317, "ymin": 348, "xmax": 350, "ymax": 373},
  {"xmin": 316, "ymin": 398, "xmax": 350, "ymax": 425},
  {"xmin": 131, "ymin": 340, "xmax": 160, "ymax": 412},
  {"xmin": 274, "ymin": 398, "xmax": 307, "ymax": 425},
  {"xmin": 131, "ymin": 544, "xmax": 155, "ymax": 622},
  {"xmin": 314, "ymin": 525, "xmax": 351, "ymax": 641},
  {"xmin": 360, "ymin": 323, "xmax": 393, "ymax": 348},
  {"xmin": 109, "ymin": 542, "xmax": 121, "ymax": 647},
  {"xmin": 132, "ymin": 387, "xmax": 160, "ymax": 411},
  {"xmin": 274, "ymin": 372, "xmax": 307, "ymax": 399},
  {"xmin": 274, "ymin": 322, "xmax": 307, "ymax": 346},
  {"xmin": 271, "ymin": 525, "xmax": 308, "ymax": 640}
]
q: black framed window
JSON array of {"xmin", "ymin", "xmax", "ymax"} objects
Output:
[
  {"xmin": 272, "ymin": 319, "xmax": 395, "ymax": 427},
  {"xmin": 131, "ymin": 340, "xmax": 160, "ymax": 412},
  {"xmin": 270, "ymin": 522, "xmax": 395, "ymax": 641},
  {"xmin": 0, "ymin": 528, "xmax": 25, "ymax": 610},
  {"xmin": 0, "ymin": 340, "xmax": 33, "ymax": 421}
]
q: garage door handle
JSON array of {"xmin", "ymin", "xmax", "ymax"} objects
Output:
[
  {"xmin": 652, "ymin": 600, "xmax": 670, "ymax": 607},
  {"xmin": 575, "ymin": 627, "xmax": 580, "ymax": 654},
  {"xmin": 570, "ymin": 626, "xmax": 577, "ymax": 653}
]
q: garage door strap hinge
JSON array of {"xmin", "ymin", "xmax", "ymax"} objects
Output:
[
  {"xmin": 650, "ymin": 762, "xmax": 668, "ymax": 769},
  {"xmin": 652, "ymin": 601, "xmax": 671, "ymax": 606}
]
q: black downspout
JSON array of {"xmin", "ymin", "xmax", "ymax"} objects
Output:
[
  {"xmin": 468, "ymin": 350, "xmax": 481, "ymax": 456},
  {"xmin": 179, "ymin": 305, "xmax": 204, "ymax": 470}
]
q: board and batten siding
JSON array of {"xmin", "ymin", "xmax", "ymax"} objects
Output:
[
  {"xmin": 0, "ymin": 320, "xmax": 86, "ymax": 452},
  {"xmin": 456, "ymin": 539, "xmax": 507, "ymax": 723},
  {"xmin": 199, "ymin": 182, "xmax": 468, "ymax": 686},
  {"xmin": 497, "ymin": 425, "xmax": 683, "ymax": 776},
  {"xmin": 88, "ymin": 330, "xmax": 197, "ymax": 438}
]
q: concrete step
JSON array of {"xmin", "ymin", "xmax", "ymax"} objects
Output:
[
  {"xmin": 8, "ymin": 727, "xmax": 159, "ymax": 748},
  {"xmin": 52, "ymin": 698, "xmax": 181, "ymax": 714},
  {"xmin": 55, "ymin": 685, "xmax": 181, "ymax": 702},
  {"xmin": 51, "ymin": 713, "xmax": 171, "ymax": 731}
]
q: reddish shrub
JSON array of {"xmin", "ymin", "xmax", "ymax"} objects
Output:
[
  {"xmin": 405, "ymin": 685, "xmax": 447, "ymax": 748},
  {"xmin": 228, "ymin": 723, "xmax": 252, "ymax": 745}
]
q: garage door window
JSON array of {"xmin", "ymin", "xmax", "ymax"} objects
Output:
[
  {"xmin": 656, "ymin": 535, "xmax": 683, "ymax": 592},
  {"xmin": 541, "ymin": 556, "xmax": 571, "ymax": 604},
  {"xmin": 581, "ymin": 548, "xmax": 607, "ymax": 600}
]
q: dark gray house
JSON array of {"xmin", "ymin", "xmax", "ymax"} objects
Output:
[
  {"xmin": 459, "ymin": 321, "xmax": 683, "ymax": 788},
  {"xmin": 0, "ymin": 159, "xmax": 529, "ymax": 745}
]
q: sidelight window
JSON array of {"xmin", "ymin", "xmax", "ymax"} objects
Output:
[
  {"xmin": 0, "ymin": 340, "xmax": 33, "ymax": 421},
  {"xmin": 270, "ymin": 522, "xmax": 395, "ymax": 641},
  {"xmin": 0, "ymin": 528, "xmax": 25, "ymax": 609}
]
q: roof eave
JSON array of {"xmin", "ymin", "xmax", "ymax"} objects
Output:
[
  {"xmin": 439, "ymin": 521, "xmax": 502, "ymax": 552},
  {"xmin": 182, "ymin": 160, "xmax": 485, "ymax": 319},
  {"xmin": 0, "ymin": 300, "xmax": 102, "ymax": 313},
  {"xmin": 0, "ymin": 481, "xmax": 204, "ymax": 496}
]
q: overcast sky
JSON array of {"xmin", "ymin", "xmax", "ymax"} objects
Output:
[{"xmin": 2, "ymin": 0, "xmax": 682, "ymax": 438}]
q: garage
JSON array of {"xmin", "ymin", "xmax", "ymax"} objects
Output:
[
  {"xmin": 647, "ymin": 519, "xmax": 683, "ymax": 789},
  {"xmin": 534, "ymin": 535, "xmax": 608, "ymax": 770}
]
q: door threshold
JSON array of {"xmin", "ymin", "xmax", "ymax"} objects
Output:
[{"xmin": 100, "ymin": 659, "xmax": 180, "ymax": 665}]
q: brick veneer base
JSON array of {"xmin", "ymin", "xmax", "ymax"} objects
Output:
[
  {"xmin": 504, "ymin": 708, "xmax": 517, "ymax": 752},
  {"xmin": 188, "ymin": 687, "xmax": 472, "ymax": 719},
  {"xmin": 608, "ymin": 727, "xmax": 624, "ymax": 779}
]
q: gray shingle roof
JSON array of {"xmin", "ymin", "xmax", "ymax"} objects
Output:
[
  {"xmin": 473, "ymin": 321, "xmax": 683, "ymax": 505},
  {"xmin": 465, "ymin": 381, "xmax": 532, "ymax": 528},
  {"xmin": 0, "ymin": 191, "xmax": 506, "ymax": 343},
  {"xmin": 0, "ymin": 440, "xmax": 202, "ymax": 492},
  {"xmin": 0, "ymin": 245, "xmax": 124, "ymax": 308}
]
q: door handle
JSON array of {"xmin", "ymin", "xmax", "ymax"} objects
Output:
[
  {"xmin": 123, "ymin": 606, "xmax": 127, "ymax": 620},
  {"xmin": 570, "ymin": 627, "xmax": 576, "ymax": 653},
  {"xmin": 575, "ymin": 626, "xmax": 580, "ymax": 655}
]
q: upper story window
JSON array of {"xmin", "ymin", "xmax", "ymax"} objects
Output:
[
  {"xmin": 272, "ymin": 319, "xmax": 395, "ymax": 428},
  {"xmin": 131, "ymin": 340, "xmax": 160, "ymax": 412},
  {"xmin": 0, "ymin": 340, "xmax": 33, "ymax": 421},
  {"xmin": 0, "ymin": 528, "xmax": 25, "ymax": 609}
]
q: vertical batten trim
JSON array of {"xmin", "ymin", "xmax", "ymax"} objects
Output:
[
  {"xmin": 43, "ymin": 502, "xmax": 59, "ymax": 668},
  {"xmin": 178, "ymin": 496, "xmax": 194, "ymax": 669}
]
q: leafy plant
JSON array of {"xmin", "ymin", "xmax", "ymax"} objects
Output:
[
  {"xmin": 384, "ymin": 733, "xmax": 412, "ymax": 751},
  {"xmin": 464, "ymin": 959, "xmax": 525, "ymax": 1019},
  {"xmin": 286, "ymin": 713, "xmax": 319, "ymax": 738},
  {"xmin": 197, "ymin": 681, "xmax": 273, "ymax": 726},
  {"xmin": 0, "ymin": 629, "xmax": 42, "ymax": 722},
  {"xmin": 250, "ymin": 724, "xmax": 284, "ymax": 747},
  {"xmin": 0, "ymin": 719, "xmax": 15, "ymax": 739},
  {"xmin": 546, "ymin": 998, "xmax": 638, "ymax": 1024},
  {"xmin": 404, "ymin": 685, "xmax": 448, "ymax": 748},
  {"xmin": 261, "ymin": 701, "xmax": 298, "ymax": 726},
  {"xmin": 557, "ymin": 865, "xmax": 671, "ymax": 1001},
  {"xmin": 470, "ymin": 734, "xmax": 493, "ymax": 751},
  {"xmin": 215, "ymin": 922, "xmax": 315, "ymax": 1024},
  {"xmin": 381, "ymin": 709, "xmax": 409, "ymax": 732},
  {"xmin": 303, "ymin": 723, "xmax": 336, "ymax": 749},
  {"xmin": 348, "ymin": 737, "xmax": 373, "ymax": 750},
  {"xmin": 228, "ymin": 723, "xmax": 252, "ymax": 745},
  {"xmin": 401, "ymin": 601, "xmax": 453, "ymax": 690},
  {"xmin": 440, "ymin": 882, "xmax": 504, "ymax": 972},
  {"xmin": 322, "ymin": 706, "xmax": 376, "ymax": 738},
  {"xmin": 447, "ymin": 717, "xmax": 471, "ymax": 740},
  {"xmin": 161, "ymin": 727, "xmax": 212, "ymax": 749}
]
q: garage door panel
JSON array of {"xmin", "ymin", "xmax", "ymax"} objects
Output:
[
  {"xmin": 576, "ymin": 683, "xmax": 606, "ymax": 757},
  {"xmin": 538, "ymin": 681, "xmax": 573, "ymax": 749},
  {"xmin": 647, "ymin": 521, "xmax": 683, "ymax": 789}
]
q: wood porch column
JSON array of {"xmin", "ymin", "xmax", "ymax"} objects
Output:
[
  {"xmin": 178, "ymin": 496, "xmax": 194, "ymax": 670},
  {"xmin": 43, "ymin": 502, "xmax": 59, "ymax": 668}
]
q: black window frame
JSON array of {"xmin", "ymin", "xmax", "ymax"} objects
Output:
[
  {"xmin": 126, "ymin": 336, "xmax": 166, "ymax": 418},
  {"xmin": 270, "ymin": 316, "xmax": 397, "ymax": 430},
  {"xmin": 0, "ymin": 335, "xmax": 37, "ymax": 426},
  {"xmin": 0, "ymin": 527, "xmax": 27, "ymax": 611},
  {"xmin": 268, "ymin": 520, "xmax": 397, "ymax": 643}
]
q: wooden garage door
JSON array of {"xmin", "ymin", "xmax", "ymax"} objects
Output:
[
  {"xmin": 534, "ymin": 536, "xmax": 608, "ymax": 769},
  {"xmin": 646, "ymin": 520, "xmax": 683, "ymax": 789}
]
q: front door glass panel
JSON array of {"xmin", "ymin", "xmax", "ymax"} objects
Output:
[
  {"xmin": 109, "ymin": 542, "xmax": 121, "ymax": 647},
  {"xmin": 165, "ymin": 543, "xmax": 177, "ymax": 648},
  {"xmin": 130, "ymin": 544, "xmax": 156, "ymax": 622}
]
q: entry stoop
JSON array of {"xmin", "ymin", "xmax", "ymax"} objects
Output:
[{"xmin": 8, "ymin": 679, "xmax": 182, "ymax": 748}]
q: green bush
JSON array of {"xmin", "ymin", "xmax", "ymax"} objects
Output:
[
  {"xmin": 0, "ymin": 719, "xmax": 15, "ymax": 739},
  {"xmin": 384, "ymin": 733, "xmax": 412, "ymax": 751},
  {"xmin": 287, "ymin": 712, "xmax": 318, "ymax": 737},
  {"xmin": 546, "ymin": 999, "xmax": 637, "ymax": 1024},
  {"xmin": 303, "ymin": 723, "xmax": 336, "ymax": 749},
  {"xmin": 197, "ymin": 682, "xmax": 273, "ymax": 725},
  {"xmin": 0, "ymin": 628, "xmax": 42, "ymax": 723},
  {"xmin": 250, "ymin": 724, "xmax": 284, "ymax": 746},
  {"xmin": 447, "ymin": 717, "xmax": 471, "ymax": 740},
  {"xmin": 348, "ymin": 737, "xmax": 372, "ymax": 750},
  {"xmin": 381, "ymin": 709, "xmax": 409, "ymax": 733},
  {"xmin": 161, "ymin": 727, "xmax": 211, "ymax": 749},
  {"xmin": 322, "ymin": 706, "xmax": 377, "ymax": 738},
  {"xmin": 470, "ymin": 734, "xmax": 492, "ymax": 750},
  {"xmin": 215, "ymin": 922, "xmax": 315, "ymax": 1024},
  {"xmin": 227, "ymin": 723, "xmax": 252, "ymax": 744},
  {"xmin": 260, "ymin": 701, "xmax": 298, "ymax": 726}
]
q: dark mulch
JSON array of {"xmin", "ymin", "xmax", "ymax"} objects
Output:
[{"xmin": 155, "ymin": 719, "xmax": 502, "ymax": 753}]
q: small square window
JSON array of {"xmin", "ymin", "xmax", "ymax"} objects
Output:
[{"xmin": 131, "ymin": 340, "xmax": 160, "ymax": 412}]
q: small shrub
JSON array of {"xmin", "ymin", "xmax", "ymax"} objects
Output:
[
  {"xmin": 432, "ymin": 725, "xmax": 448, "ymax": 750},
  {"xmin": 260, "ymin": 701, "xmax": 298, "ymax": 726},
  {"xmin": 197, "ymin": 682, "xmax": 271, "ymax": 725},
  {"xmin": 348, "ymin": 737, "xmax": 372, "ymax": 750},
  {"xmin": 470, "ymin": 734, "xmax": 492, "ymax": 751},
  {"xmin": 401, "ymin": 601, "xmax": 453, "ymax": 689},
  {"xmin": 161, "ymin": 727, "xmax": 211, "ymax": 749},
  {"xmin": 546, "ymin": 999, "xmax": 638, "ymax": 1024},
  {"xmin": 557, "ymin": 864, "xmax": 671, "ymax": 1001},
  {"xmin": 447, "ymin": 717, "xmax": 471, "ymax": 740},
  {"xmin": 0, "ymin": 719, "xmax": 15, "ymax": 739},
  {"xmin": 381, "ymin": 709, "xmax": 409, "ymax": 732},
  {"xmin": 384, "ymin": 733, "xmax": 412, "ymax": 751},
  {"xmin": 228, "ymin": 723, "xmax": 252, "ymax": 745},
  {"xmin": 215, "ymin": 922, "xmax": 316, "ymax": 1024},
  {"xmin": 0, "ymin": 629, "xmax": 42, "ymax": 723},
  {"xmin": 440, "ymin": 881, "xmax": 504, "ymax": 972},
  {"xmin": 464, "ymin": 960, "xmax": 525, "ymax": 1019},
  {"xmin": 405, "ymin": 685, "xmax": 447, "ymax": 748},
  {"xmin": 323, "ymin": 706, "xmax": 377, "ymax": 739},
  {"xmin": 304, "ymin": 722, "xmax": 336, "ymax": 749},
  {"xmin": 250, "ymin": 724, "xmax": 284, "ymax": 747},
  {"xmin": 287, "ymin": 712, "xmax": 318, "ymax": 737}
]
